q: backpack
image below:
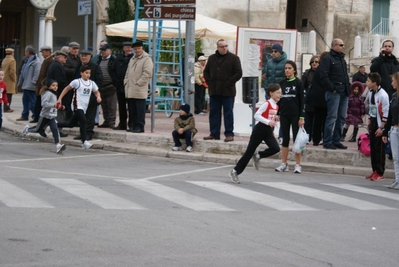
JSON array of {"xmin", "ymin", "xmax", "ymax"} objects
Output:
[{"xmin": 358, "ymin": 133, "xmax": 371, "ymax": 156}]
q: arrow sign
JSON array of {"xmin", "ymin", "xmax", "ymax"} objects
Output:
[
  {"xmin": 144, "ymin": 0, "xmax": 196, "ymax": 6},
  {"xmin": 143, "ymin": 6, "xmax": 196, "ymax": 20}
]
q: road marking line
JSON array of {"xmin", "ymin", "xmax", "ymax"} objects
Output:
[
  {"xmin": 323, "ymin": 183, "xmax": 399, "ymax": 201},
  {"xmin": 41, "ymin": 178, "xmax": 145, "ymax": 210},
  {"xmin": 0, "ymin": 153, "xmax": 126, "ymax": 164},
  {"xmin": 0, "ymin": 179, "xmax": 54, "ymax": 208},
  {"xmin": 258, "ymin": 182, "xmax": 396, "ymax": 210},
  {"xmin": 118, "ymin": 179, "xmax": 235, "ymax": 211},
  {"xmin": 189, "ymin": 181, "xmax": 317, "ymax": 211},
  {"xmin": 141, "ymin": 165, "xmax": 231, "ymax": 180}
]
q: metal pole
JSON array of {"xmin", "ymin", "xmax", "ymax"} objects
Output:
[
  {"xmin": 92, "ymin": 0, "xmax": 97, "ymax": 51},
  {"xmin": 84, "ymin": 15, "xmax": 88, "ymax": 49},
  {"xmin": 184, "ymin": 20, "xmax": 195, "ymax": 108},
  {"xmin": 151, "ymin": 20, "xmax": 157, "ymax": 133}
]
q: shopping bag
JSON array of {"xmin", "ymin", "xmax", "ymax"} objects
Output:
[
  {"xmin": 292, "ymin": 127, "xmax": 309, "ymax": 154},
  {"xmin": 357, "ymin": 133, "xmax": 371, "ymax": 156}
]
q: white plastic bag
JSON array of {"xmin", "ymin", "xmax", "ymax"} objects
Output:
[{"xmin": 292, "ymin": 127, "xmax": 309, "ymax": 154}]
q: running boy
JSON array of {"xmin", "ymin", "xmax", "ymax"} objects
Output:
[
  {"xmin": 229, "ymin": 84, "xmax": 282, "ymax": 184},
  {"xmin": 57, "ymin": 65, "xmax": 101, "ymax": 149},
  {"xmin": 0, "ymin": 70, "xmax": 10, "ymax": 130},
  {"xmin": 22, "ymin": 79, "xmax": 66, "ymax": 153}
]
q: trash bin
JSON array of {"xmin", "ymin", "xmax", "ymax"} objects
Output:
[{"xmin": 242, "ymin": 77, "xmax": 259, "ymax": 104}]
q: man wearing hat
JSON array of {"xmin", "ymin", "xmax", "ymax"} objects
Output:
[
  {"xmin": 17, "ymin": 46, "xmax": 42, "ymax": 121},
  {"xmin": 194, "ymin": 55, "xmax": 207, "ymax": 115},
  {"xmin": 124, "ymin": 41, "xmax": 153, "ymax": 133},
  {"xmin": 46, "ymin": 50, "xmax": 69, "ymax": 137},
  {"xmin": 31, "ymin": 46, "xmax": 54, "ymax": 123},
  {"xmin": 63, "ymin": 42, "xmax": 81, "ymax": 120},
  {"xmin": 262, "ymin": 43, "xmax": 287, "ymax": 98},
  {"xmin": 113, "ymin": 42, "xmax": 134, "ymax": 130},
  {"xmin": 352, "ymin": 65, "xmax": 368, "ymax": 84},
  {"xmin": 97, "ymin": 43, "xmax": 117, "ymax": 128},
  {"xmin": 0, "ymin": 48, "xmax": 17, "ymax": 112},
  {"xmin": 71, "ymin": 49, "xmax": 103, "ymax": 140}
]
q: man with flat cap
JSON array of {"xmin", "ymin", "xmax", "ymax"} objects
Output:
[
  {"xmin": 124, "ymin": 41, "xmax": 153, "ymax": 133},
  {"xmin": 72, "ymin": 49, "xmax": 103, "ymax": 140},
  {"xmin": 31, "ymin": 46, "xmax": 54, "ymax": 123},
  {"xmin": 46, "ymin": 50, "xmax": 69, "ymax": 137},
  {"xmin": 97, "ymin": 43, "xmax": 117, "ymax": 128},
  {"xmin": 113, "ymin": 41, "xmax": 133, "ymax": 130},
  {"xmin": 64, "ymin": 42, "xmax": 81, "ymax": 120},
  {"xmin": 0, "ymin": 48, "xmax": 17, "ymax": 112}
]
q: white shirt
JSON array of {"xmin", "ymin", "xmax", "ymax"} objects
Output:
[{"xmin": 69, "ymin": 78, "xmax": 98, "ymax": 113}]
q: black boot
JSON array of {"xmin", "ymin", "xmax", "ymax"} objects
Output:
[
  {"xmin": 348, "ymin": 127, "xmax": 359, "ymax": 142},
  {"xmin": 341, "ymin": 128, "xmax": 348, "ymax": 141}
]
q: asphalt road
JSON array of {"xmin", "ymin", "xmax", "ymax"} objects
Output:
[{"xmin": 0, "ymin": 131, "xmax": 399, "ymax": 267}]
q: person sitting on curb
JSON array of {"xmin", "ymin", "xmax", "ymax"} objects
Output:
[{"xmin": 171, "ymin": 104, "xmax": 197, "ymax": 152}]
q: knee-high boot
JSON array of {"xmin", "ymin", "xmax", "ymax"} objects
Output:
[
  {"xmin": 341, "ymin": 127, "xmax": 348, "ymax": 141},
  {"xmin": 348, "ymin": 127, "xmax": 359, "ymax": 142}
]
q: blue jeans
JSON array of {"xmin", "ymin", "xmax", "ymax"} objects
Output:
[
  {"xmin": 22, "ymin": 90, "xmax": 36, "ymax": 120},
  {"xmin": 172, "ymin": 130, "xmax": 193, "ymax": 147},
  {"xmin": 209, "ymin": 95, "xmax": 234, "ymax": 138},
  {"xmin": 323, "ymin": 91, "xmax": 348, "ymax": 145},
  {"xmin": 390, "ymin": 127, "xmax": 399, "ymax": 182}
]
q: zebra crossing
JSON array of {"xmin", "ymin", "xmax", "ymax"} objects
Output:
[{"xmin": 0, "ymin": 178, "xmax": 398, "ymax": 211}]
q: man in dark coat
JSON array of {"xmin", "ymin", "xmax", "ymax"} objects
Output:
[
  {"xmin": 203, "ymin": 39, "xmax": 242, "ymax": 142},
  {"xmin": 113, "ymin": 42, "xmax": 133, "ymax": 130},
  {"xmin": 352, "ymin": 65, "xmax": 368, "ymax": 84},
  {"xmin": 64, "ymin": 42, "xmax": 81, "ymax": 120},
  {"xmin": 72, "ymin": 49, "xmax": 103, "ymax": 140},
  {"xmin": 370, "ymin": 40, "xmax": 399, "ymax": 99},
  {"xmin": 318, "ymin": 38, "xmax": 350, "ymax": 150}
]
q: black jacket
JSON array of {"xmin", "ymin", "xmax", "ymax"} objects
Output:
[
  {"xmin": 318, "ymin": 49, "xmax": 350, "ymax": 96},
  {"xmin": 114, "ymin": 53, "xmax": 133, "ymax": 93},
  {"xmin": 46, "ymin": 60, "xmax": 67, "ymax": 95},
  {"xmin": 352, "ymin": 71, "xmax": 368, "ymax": 84},
  {"xmin": 97, "ymin": 55, "xmax": 117, "ymax": 87},
  {"xmin": 306, "ymin": 67, "xmax": 327, "ymax": 108},
  {"xmin": 370, "ymin": 53, "xmax": 399, "ymax": 98}
]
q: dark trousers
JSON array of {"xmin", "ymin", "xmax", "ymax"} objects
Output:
[
  {"xmin": 99, "ymin": 86, "xmax": 117, "ymax": 127},
  {"xmin": 280, "ymin": 115, "xmax": 299, "ymax": 148},
  {"xmin": 58, "ymin": 109, "xmax": 87, "ymax": 143},
  {"xmin": 209, "ymin": 95, "xmax": 234, "ymax": 138},
  {"xmin": 172, "ymin": 130, "xmax": 193, "ymax": 147},
  {"xmin": 29, "ymin": 117, "xmax": 60, "ymax": 144},
  {"xmin": 304, "ymin": 110, "xmax": 314, "ymax": 142},
  {"xmin": 4, "ymin": 94, "xmax": 12, "ymax": 111},
  {"xmin": 369, "ymin": 117, "xmax": 386, "ymax": 175},
  {"xmin": 313, "ymin": 107, "xmax": 327, "ymax": 145},
  {"xmin": 234, "ymin": 122, "xmax": 280, "ymax": 175},
  {"xmin": 32, "ymin": 95, "xmax": 42, "ymax": 122},
  {"xmin": 85, "ymin": 104, "xmax": 97, "ymax": 138},
  {"xmin": 127, "ymin": 98, "xmax": 146, "ymax": 131},
  {"xmin": 116, "ymin": 91, "xmax": 128, "ymax": 129},
  {"xmin": 194, "ymin": 84, "xmax": 205, "ymax": 113}
]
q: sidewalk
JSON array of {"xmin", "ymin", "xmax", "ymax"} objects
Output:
[{"xmin": 1, "ymin": 93, "xmax": 394, "ymax": 178}]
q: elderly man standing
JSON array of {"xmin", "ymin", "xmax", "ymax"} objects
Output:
[
  {"xmin": 318, "ymin": 38, "xmax": 350, "ymax": 150},
  {"xmin": 124, "ymin": 41, "xmax": 153, "ymax": 133},
  {"xmin": 352, "ymin": 64, "xmax": 368, "ymax": 84},
  {"xmin": 97, "ymin": 43, "xmax": 117, "ymax": 128},
  {"xmin": 17, "ymin": 46, "xmax": 41, "ymax": 121},
  {"xmin": 32, "ymin": 46, "xmax": 54, "ymax": 123},
  {"xmin": 203, "ymin": 39, "xmax": 242, "ymax": 142},
  {"xmin": 0, "ymin": 48, "xmax": 17, "ymax": 112},
  {"xmin": 64, "ymin": 42, "xmax": 81, "ymax": 120}
]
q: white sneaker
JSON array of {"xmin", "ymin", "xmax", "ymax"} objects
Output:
[
  {"xmin": 252, "ymin": 153, "xmax": 260, "ymax": 170},
  {"xmin": 229, "ymin": 169, "xmax": 240, "ymax": 184},
  {"xmin": 199, "ymin": 112, "xmax": 206, "ymax": 116},
  {"xmin": 186, "ymin": 146, "xmax": 193, "ymax": 152},
  {"xmin": 22, "ymin": 125, "xmax": 29, "ymax": 137},
  {"xmin": 56, "ymin": 143, "xmax": 66, "ymax": 154},
  {"xmin": 275, "ymin": 163, "xmax": 289, "ymax": 172},
  {"xmin": 388, "ymin": 181, "xmax": 399, "ymax": 189},
  {"xmin": 294, "ymin": 164, "xmax": 302, "ymax": 174},
  {"xmin": 82, "ymin": 140, "xmax": 93, "ymax": 149},
  {"xmin": 172, "ymin": 146, "xmax": 182, "ymax": 151}
]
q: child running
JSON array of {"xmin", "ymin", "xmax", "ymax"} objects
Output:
[
  {"xmin": 22, "ymin": 79, "xmax": 66, "ymax": 154},
  {"xmin": 57, "ymin": 65, "xmax": 101, "ymax": 149},
  {"xmin": 229, "ymin": 84, "xmax": 282, "ymax": 184}
]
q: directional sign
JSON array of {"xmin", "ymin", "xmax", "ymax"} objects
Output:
[
  {"xmin": 144, "ymin": 0, "xmax": 196, "ymax": 5},
  {"xmin": 144, "ymin": 6, "xmax": 196, "ymax": 20}
]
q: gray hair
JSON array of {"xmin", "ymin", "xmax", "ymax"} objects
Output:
[{"xmin": 25, "ymin": 45, "xmax": 36, "ymax": 55}]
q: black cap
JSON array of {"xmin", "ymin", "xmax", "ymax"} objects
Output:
[
  {"xmin": 122, "ymin": 42, "xmax": 133, "ymax": 47},
  {"xmin": 100, "ymin": 44, "xmax": 111, "ymax": 50},
  {"xmin": 80, "ymin": 49, "xmax": 91, "ymax": 55},
  {"xmin": 132, "ymin": 41, "xmax": 143, "ymax": 48}
]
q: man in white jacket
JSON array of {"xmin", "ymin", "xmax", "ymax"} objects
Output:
[{"xmin": 124, "ymin": 42, "xmax": 153, "ymax": 133}]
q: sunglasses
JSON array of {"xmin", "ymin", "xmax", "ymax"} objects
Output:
[
  {"xmin": 311, "ymin": 61, "xmax": 319, "ymax": 64},
  {"xmin": 218, "ymin": 45, "xmax": 228, "ymax": 48},
  {"xmin": 338, "ymin": 44, "xmax": 345, "ymax": 47}
]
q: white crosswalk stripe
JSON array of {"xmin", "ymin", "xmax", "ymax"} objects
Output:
[
  {"xmin": 118, "ymin": 179, "xmax": 235, "ymax": 211},
  {"xmin": 188, "ymin": 181, "xmax": 317, "ymax": 211},
  {"xmin": 258, "ymin": 182, "xmax": 396, "ymax": 211},
  {"xmin": 41, "ymin": 178, "xmax": 145, "ymax": 210},
  {"xmin": 323, "ymin": 183, "xmax": 399, "ymax": 201},
  {"xmin": 0, "ymin": 179, "xmax": 54, "ymax": 208}
]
